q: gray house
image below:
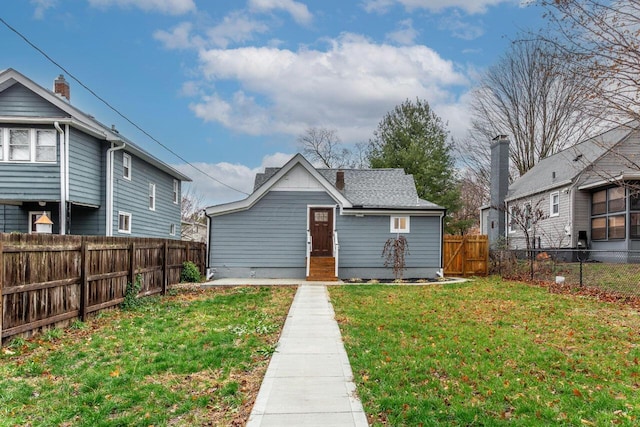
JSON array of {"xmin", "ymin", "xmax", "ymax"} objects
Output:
[
  {"xmin": 0, "ymin": 68, "xmax": 190, "ymax": 237},
  {"xmin": 483, "ymin": 122, "xmax": 640, "ymax": 259},
  {"xmin": 205, "ymin": 154, "xmax": 445, "ymax": 280}
]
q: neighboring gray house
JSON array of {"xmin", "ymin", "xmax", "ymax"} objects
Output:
[
  {"xmin": 484, "ymin": 122, "xmax": 640, "ymax": 259},
  {"xmin": 205, "ymin": 154, "xmax": 445, "ymax": 280},
  {"xmin": 0, "ymin": 68, "xmax": 190, "ymax": 238}
]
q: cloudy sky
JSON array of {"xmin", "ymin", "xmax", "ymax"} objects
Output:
[{"xmin": 2, "ymin": 0, "xmax": 543, "ymax": 205}]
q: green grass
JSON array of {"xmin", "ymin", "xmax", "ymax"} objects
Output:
[
  {"xmin": 330, "ymin": 277, "xmax": 640, "ymax": 426},
  {"xmin": 0, "ymin": 285, "xmax": 296, "ymax": 427}
]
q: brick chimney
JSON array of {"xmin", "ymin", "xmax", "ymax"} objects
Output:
[
  {"xmin": 336, "ymin": 170, "xmax": 345, "ymax": 191},
  {"xmin": 488, "ymin": 135, "xmax": 509, "ymax": 247},
  {"xmin": 54, "ymin": 74, "xmax": 70, "ymax": 101}
]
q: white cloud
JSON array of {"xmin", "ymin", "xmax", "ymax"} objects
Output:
[
  {"xmin": 190, "ymin": 33, "xmax": 469, "ymax": 143},
  {"xmin": 174, "ymin": 152, "xmax": 294, "ymax": 206},
  {"xmin": 385, "ymin": 19, "xmax": 419, "ymax": 45},
  {"xmin": 153, "ymin": 22, "xmax": 203, "ymax": 49},
  {"xmin": 439, "ymin": 12, "xmax": 484, "ymax": 40},
  {"xmin": 248, "ymin": 0, "xmax": 313, "ymax": 25},
  {"xmin": 362, "ymin": 0, "xmax": 512, "ymax": 15},
  {"xmin": 87, "ymin": 0, "xmax": 195, "ymax": 15},
  {"xmin": 206, "ymin": 11, "xmax": 270, "ymax": 48},
  {"xmin": 31, "ymin": 0, "xmax": 57, "ymax": 19}
]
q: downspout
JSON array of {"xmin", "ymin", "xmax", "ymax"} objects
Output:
[
  {"xmin": 54, "ymin": 122, "xmax": 66, "ymax": 235},
  {"xmin": 105, "ymin": 142, "xmax": 126, "ymax": 236}
]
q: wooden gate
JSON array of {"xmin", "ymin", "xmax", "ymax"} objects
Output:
[{"xmin": 443, "ymin": 235, "xmax": 488, "ymax": 276}]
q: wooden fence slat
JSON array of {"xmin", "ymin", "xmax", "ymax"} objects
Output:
[
  {"xmin": 1, "ymin": 277, "xmax": 81, "ymax": 296},
  {"xmin": 443, "ymin": 235, "xmax": 488, "ymax": 277},
  {"xmin": 81, "ymin": 237, "xmax": 88, "ymax": 322},
  {"xmin": 2, "ymin": 310, "xmax": 79, "ymax": 339},
  {"xmin": 163, "ymin": 240, "xmax": 168, "ymax": 296},
  {"xmin": 0, "ymin": 239, "xmax": 3, "ymax": 343}
]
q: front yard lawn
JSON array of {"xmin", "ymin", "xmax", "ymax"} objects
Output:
[
  {"xmin": 0, "ymin": 285, "xmax": 296, "ymax": 427},
  {"xmin": 330, "ymin": 277, "xmax": 640, "ymax": 426}
]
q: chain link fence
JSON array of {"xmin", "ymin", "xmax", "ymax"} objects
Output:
[{"xmin": 491, "ymin": 248, "xmax": 640, "ymax": 297}]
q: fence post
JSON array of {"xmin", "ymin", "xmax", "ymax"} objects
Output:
[
  {"xmin": 0, "ymin": 238, "xmax": 4, "ymax": 344},
  {"xmin": 530, "ymin": 249, "xmax": 534, "ymax": 281},
  {"xmin": 579, "ymin": 258, "xmax": 584, "ymax": 287},
  {"xmin": 162, "ymin": 240, "xmax": 168, "ymax": 295},
  {"xmin": 129, "ymin": 241, "xmax": 136, "ymax": 289},
  {"xmin": 80, "ymin": 237, "xmax": 88, "ymax": 321}
]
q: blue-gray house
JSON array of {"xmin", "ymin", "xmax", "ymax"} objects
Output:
[
  {"xmin": 0, "ymin": 68, "xmax": 190, "ymax": 238},
  {"xmin": 205, "ymin": 154, "xmax": 445, "ymax": 280}
]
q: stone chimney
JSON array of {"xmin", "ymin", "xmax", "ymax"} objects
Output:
[
  {"xmin": 336, "ymin": 170, "xmax": 345, "ymax": 191},
  {"xmin": 54, "ymin": 74, "xmax": 70, "ymax": 101},
  {"xmin": 488, "ymin": 135, "xmax": 510, "ymax": 247}
]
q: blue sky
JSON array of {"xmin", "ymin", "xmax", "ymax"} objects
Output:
[{"xmin": 2, "ymin": 0, "xmax": 543, "ymax": 206}]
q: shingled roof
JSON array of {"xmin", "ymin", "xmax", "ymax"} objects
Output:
[{"xmin": 254, "ymin": 166, "xmax": 442, "ymax": 210}]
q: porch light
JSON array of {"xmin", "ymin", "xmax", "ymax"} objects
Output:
[{"xmin": 34, "ymin": 211, "xmax": 54, "ymax": 234}]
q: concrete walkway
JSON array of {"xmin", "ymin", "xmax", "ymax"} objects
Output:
[{"xmin": 246, "ymin": 284, "xmax": 369, "ymax": 426}]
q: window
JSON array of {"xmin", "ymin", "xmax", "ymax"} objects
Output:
[
  {"xmin": 118, "ymin": 212, "xmax": 131, "ymax": 233},
  {"xmin": 123, "ymin": 153, "xmax": 131, "ymax": 180},
  {"xmin": 592, "ymin": 190, "xmax": 606, "ymax": 215},
  {"xmin": 173, "ymin": 179, "xmax": 179, "ymax": 204},
  {"xmin": 36, "ymin": 130, "xmax": 56, "ymax": 162},
  {"xmin": 631, "ymin": 213, "xmax": 640, "ymax": 239},
  {"xmin": 9, "ymin": 129, "xmax": 30, "ymax": 161},
  {"xmin": 508, "ymin": 205, "xmax": 516, "ymax": 233},
  {"xmin": 591, "ymin": 217, "xmax": 606, "ymax": 240},
  {"xmin": 608, "ymin": 215, "xmax": 626, "ymax": 240},
  {"xmin": 149, "ymin": 183, "xmax": 156, "ymax": 211},
  {"xmin": 390, "ymin": 216, "xmax": 410, "ymax": 233},
  {"xmin": 550, "ymin": 192, "xmax": 559, "ymax": 217},
  {"xmin": 0, "ymin": 128, "xmax": 57, "ymax": 163},
  {"xmin": 170, "ymin": 223, "xmax": 176, "ymax": 236},
  {"xmin": 608, "ymin": 187, "xmax": 625, "ymax": 213},
  {"xmin": 524, "ymin": 202, "xmax": 532, "ymax": 231}
]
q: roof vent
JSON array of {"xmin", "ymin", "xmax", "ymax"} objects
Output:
[
  {"xmin": 552, "ymin": 171, "xmax": 556, "ymax": 179},
  {"xmin": 111, "ymin": 125, "xmax": 119, "ymax": 134},
  {"xmin": 336, "ymin": 170, "xmax": 345, "ymax": 191}
]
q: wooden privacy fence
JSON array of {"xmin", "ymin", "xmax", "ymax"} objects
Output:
[
  {"xmin": 0, "ymin": 233, "xmax": 206, "ymax": 344},
  {"xmin": 443, "ymin": 235, "xmax": 488, "ymax": 276}
]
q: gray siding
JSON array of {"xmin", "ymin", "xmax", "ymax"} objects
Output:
[
  {"xmin": 0, "ymin": 83, "xmax": 68, "ymax": 117},
  {"xmin": 573, "ymin": 189, "xmax": 592, "ymax": 246},
  {"xmin": 210, "ymin": 191, "xmax": 336, "ymax": 272},
  {"xmin": 68, "ymin": 128, "xmax": 105, "ymax": 207},
  {"xmin": 112, "ymin": 150, "xmax": 181, "ymax": 239},
  {"xmin": 0, "ymin": 204, "xmax": 26, "ymax": 232},
  {"xmin": 0, "ymin": 124, "xmax": 60, "ymax": 202},
  {"xmin": 337, "ymin": 215, "xmax": 441, "ymax": 270},
  {"xmin": 69, "ymin": 204, "xmax": 104, "ymax": 235}
]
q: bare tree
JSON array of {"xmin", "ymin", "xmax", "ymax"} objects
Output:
[
  {"xmin": 538, "ymin": 0, "xmax": 640, "ymax": 125},
  {"xmin": 449, "ymin": 171, "xmax": 487, "ymax": 235},
  {"xmin": 297, "ymin": 127, "xmax": 354, "ymax": 168},
  {"xmin": 460, "ymin": 38, "xmax": 599, "ymax": 191},
  {"xmin": 181, "ymin": 186, "xmax": 205, "ymax": 241},
  {"xmin": 507, "ymin": 200, "xmax": 547, "ymax": 251}
]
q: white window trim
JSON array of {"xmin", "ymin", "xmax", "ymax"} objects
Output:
[
  {"xmin": 0, "ymin": 128, "xmax": 57, "ymax": 163},
  {"xmin": 149, "ymin": 183, "xmax": 156, "ymax": 211},
  {"xmin": 123, "ymin": 153, "xmax": 132, "ymax": 180},
  {"xmin": 118, "ymin": 211, "xmax": 132, "ymax": 234},
  {"xmin": 550, "ymin": 191, "xmax": 560, "ymax": 217},
  {"xmin": 508, "ymin": 205, "xmax": 515, "ymax": 233},
  {"xmin": 28, "ymin": 211, "xmax": 52, "ymax": 234},
  {"xmin": 170, "ymin": 223, "xmax": 176, "ymax": 236},
  {"xmin": 524, "ymin": 201, "xmax": 532, "ymax": 231},
  {"xmin": 172, "ymin": 179, "xmax": 179, "ymax": 204},
  {"xmin": 390, "ymin": 216, "xmax": 410, "ymax": 233}
]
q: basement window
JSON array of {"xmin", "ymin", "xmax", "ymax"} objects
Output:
[
  {"xmin": 118, "ymin": 212, "xmax": 132, "ymax": 234},
  {"xmin": 390, "ymin": 216, "xmax": 410, "ymax": 233}
]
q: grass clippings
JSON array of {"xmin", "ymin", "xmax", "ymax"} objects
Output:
[
  {"xmin": 330, "ymin": 277, "xmax": 640, "ymax": 426},
  {"xmin": 0, "ymin": 285, "xmax": 296, "ymax": 427}
]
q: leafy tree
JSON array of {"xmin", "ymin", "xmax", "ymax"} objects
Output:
[{"xmin": 367, "ymin": 98, "xmax": 461, "ymax": 229}]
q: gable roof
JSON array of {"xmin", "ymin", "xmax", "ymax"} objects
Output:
[
  {"xmin": 0, "ymin": 68, "xmax": 190, "ymax": 182},
  {"xmin": 206, "ymin": 153, "xmax": 444, "ymax": 216},
  {"xmin": 506, "ymin": 121, "xmax": 637, "ymax": 201}
]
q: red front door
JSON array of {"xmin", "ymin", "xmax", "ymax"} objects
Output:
[{"xmin": 310, "ymin": 208, "xmax": 333, "ymax": 257}]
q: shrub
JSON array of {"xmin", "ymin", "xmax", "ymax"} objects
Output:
[
  {"xmin": 121, "ymin": 274, "xmax": 143, "ymax": 310},
  {"xmin": 181, "ymin": 261, "xmax": 202, "ymax": 283}
]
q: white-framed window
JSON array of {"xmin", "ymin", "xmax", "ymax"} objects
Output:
[
  {"xmin": 149, "ymin": 183, "xmax": 156, "ymax": 211},
  {"xmin": 123, "ymin": 153, "xmax": 131, "ymax": 180},
  {"xmin": 0, "ymin": 128, "xmax": 57, "ymax": 163},
  {"xmin": 508, "ymin": 205, "xmax": 516, "ymax": 233},
  {"xmin": 550, "ymin": 192, "xmax": 560, "ymax": 217},
  {"xmin": 524, "ymin": 202, "xmax": 532, "ymax": 231},
  {"xmin": 170, "ymin": 223, "xmax": 176, "ymax": 236},
  {"xmin": 118, "ymin": 212, "xmax": 132, "ymax": 233},
  {"xmin": 9, "ymin": 129, "xmax": 30, "ymax": 161},
  {"xmin": 390, "ymin": 216, "xmax": 410, "ymax": 233},
  {"xmin": 29, "ymin": 211, "xmax": 52, "ymax": 234},
  {"xmin": 172, "ymin": 179, "xmax": 179, "ymax": 204}
]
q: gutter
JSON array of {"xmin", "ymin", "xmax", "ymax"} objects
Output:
[{"xmin": 105, "ymin": 142, "xmax": 126, "ymax": 236}]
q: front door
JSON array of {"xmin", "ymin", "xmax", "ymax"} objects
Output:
[{"xmin": 310, "ymin": 208, "xmax": 333, "ymax": 257}]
